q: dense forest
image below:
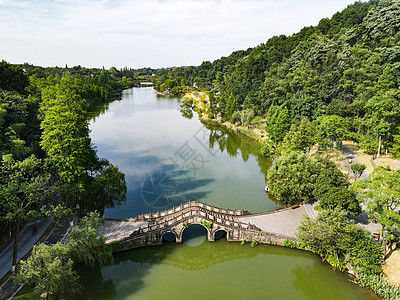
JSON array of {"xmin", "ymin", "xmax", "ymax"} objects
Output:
[
  {"xmin": 0, "ymin": 60, "xmax": 131, "ymax": 271},
  {"xmin": 154, "ymin": 0, "xmax": 400, "ymax": 158}
]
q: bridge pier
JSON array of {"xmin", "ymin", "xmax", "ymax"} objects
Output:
[{"xmin": 207, "ymin": 231, "xmax": 215, "ymax": 242}]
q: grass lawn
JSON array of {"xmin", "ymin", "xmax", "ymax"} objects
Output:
[{"xmin": 13, "ymin": 285, "xmax": 39, "ymax": 300}]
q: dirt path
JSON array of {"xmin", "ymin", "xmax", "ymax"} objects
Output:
[
  {"xmin": 384, "ymin": 248, "xmax": 400, "ymax": 285},
  {"xmin": 339, "ymin": 142, "xmax": 370, "ymax": 180}
]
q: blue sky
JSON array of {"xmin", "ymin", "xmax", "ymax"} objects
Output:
[{"xmin": 0, "ymin": 0, "xmax": 362, "ymax": 69}]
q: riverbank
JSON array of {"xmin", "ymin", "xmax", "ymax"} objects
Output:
[
  {"xmin": 183, "ymin": 91, "xmax": 266, "ymax": 144},
  {"xmin": 184, "ymin": 91, "xmax": 400, "ymax": 178},
  {"xmin": 183, "ymin": 90, "xmax": 400, "ymax": 298}
]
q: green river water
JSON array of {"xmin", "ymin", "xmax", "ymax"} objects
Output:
[{"xmin": 77, "ymin": 88, "xmax": 378, "ymax": 299}]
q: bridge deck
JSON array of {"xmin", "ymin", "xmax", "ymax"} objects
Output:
[{"xmin": 99, "ymin": 201, "xmax": 320, "ymax": 247}]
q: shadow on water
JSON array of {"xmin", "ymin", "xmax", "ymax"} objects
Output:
[
  {"xmin": 72, "ymin": 265, "xmax": 117, "ymax": 300},
  {"xmin": 102, "ymin": 149, "xmax": 216, "ymax": 217},
  {"xmin": 72, "ymin": 243, "xmax": 178, "ymax": 300},
  {"xmin": 204, "ymin": 123, "xmax": 272, "ymax": 175},
  {"xmin": 292, "ymin": 261, "xmax": 380, "ymax": 300}
]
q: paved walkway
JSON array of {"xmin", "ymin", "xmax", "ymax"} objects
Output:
[
  {"xmin": 340, "ymin": 144, "xmax": 369, "ymax": 180},
  {"xmin": 0, "ymin": 218, "xmax": 52, "ymax": 280},
  {"xmin": 239, "ymin": 206, "xmax": 310, "ymax": 239},
  {"xmin": 98, "ymin": 220, "xmax": 148, "ymax": 244},
  {"xmin": 238, "ymin": 201, "xmax": 381, "ymax": 240}
]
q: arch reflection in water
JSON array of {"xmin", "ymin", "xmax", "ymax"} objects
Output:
[{"xmin": 182, "ymin": 224, "xmax": 207, "ymax": 247}]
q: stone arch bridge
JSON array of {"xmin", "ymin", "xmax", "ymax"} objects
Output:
[{"xmin": 100, "ymin": 200, "xmax": 299, "ymax": 252}]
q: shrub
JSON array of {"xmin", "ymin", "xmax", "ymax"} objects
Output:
[
  {"xmin": 251, "ymin": 116, "xmax": 263, "ymax": 124},
  {"xmin": 283, "ymin": 239, "xmax": 306, "ymax": 249},
  {"xmin": 260, "ymin": 139, "xmax": 275, "ymax": 158},
  {"xmin": 200, "ymin": 220, "xmax": 212, "ymax": 228},
  {"xmin": 357, "ymin": 274, "xmax": 400, "ymax": 300},
  {"xmin": 283, "ymin": 240, "xmax": 297, "ymax": 248},
  {"xmin": 250, "ymin": 239, "xmax": 259, "ymax": 247}
]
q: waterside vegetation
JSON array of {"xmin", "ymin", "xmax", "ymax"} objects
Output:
[{"xmin": 153, "ymin": 0, "xmax": 400, "ymax": 297}]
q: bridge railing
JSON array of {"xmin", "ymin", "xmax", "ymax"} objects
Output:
[{"xmin": 134, "ymin": 200, "xmax": 250, "ymax": 222}]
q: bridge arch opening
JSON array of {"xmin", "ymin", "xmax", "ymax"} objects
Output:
[
  {"xmin": 214, "ymin": 229, "xmax": 227, "ymax": 241},
  {"xmin": 182, "ymin": 224, "xmax": 207, "ymax": 247},
  {"xmin": 162, "ymin": 231, "xmax": 176, "ymax": 243}
]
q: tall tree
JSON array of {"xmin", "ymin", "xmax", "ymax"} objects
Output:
[
  {"xmin": 277, "ymin": 117, "xmax": 315, "ymax": 155},
  {"xmin": 17, "ymin": 212, "xmax": 112, "ymax": 299},
  {"xmin": 297, "ymin": 208, "xmax": 382, "ymax": 273},
  {"xmin": 265, "ymin": 105, "xmax": 291, "ymax": 144},
  {"xmin": 40, "ymin": 77, "xmax": 97, "ymax": 197},
  {"xmin": 266, "ymin": 151, "xmax": 318, "ymax": 205},
  {"xmin": 351, "ymin": 167, "xmax": 400, "ymax": 257},
  {"xmin": 0, "ymin": 60, "xmax": 29, "ymax": 94},
  {"xmin": 316, "ymin": 115, "xmax": 349, "ymax": 148},
  {"xmin": 0, "ymin": 154, "xmax": 59, "ymax": 270},
  {"xmin": 16, "ymin": 243, "xmax": 80, "ymax": 299}
]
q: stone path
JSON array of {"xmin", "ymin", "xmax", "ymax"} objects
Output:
[
  {"xmin": 98, "ymin": 220, "xmax": 148, "ymax": 244},
  {"xmin": 384, "ymin": 248, "xmax": 400, "ymax": 285},
  {"xmin": 340, "ymin": 144, "xmax": 369, "ymax": 180},
  {"xmin": 303, "ymin": 202, "xmax": 318, "ymax": 220},
  {"xmin": 239, "ymin": 206, "xmax": 310, "ymax": 239}
]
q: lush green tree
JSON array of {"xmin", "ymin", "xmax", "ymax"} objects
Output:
[
  {"xmin": 297, "ymin": 208, "xmax": 382, "ymax": 273},
  {"xmin": 277, "ymin": 117, "xmax": 315, "ymax": 155},
  {"xmin": 347, "ymin": 230, "xmax": 383, "ymax": 276},
  {"xmin": 65, "ymin": 212, "xmax": 113, "ymax": 268},
  {"xmin": 350, "ymin": 163, "xmax": 367, "ymax": 180},
  {"xmin": 313, "ymin": 158, "xmax": 349, "ymax": 199},
  {"xmin": 40, "ymin": 77, "xmax": 98, "ymax": 195},
  {"xmin": 17, "ymin": 212, "xmax": 112, "ymax": 299},
  {"xmin": 0, "ymin": 154, "xmax": 62, "ymax": 270},
  {"xmin": 260, "ymin": 139, "xmax": 276, "ymax": 158},
  {"xmin": 266, "ymin": 151, "xmax": 318, "ymax": 205},
  {"xmin": 231, "ymin": 111, "xmax": 241, "ymax": 124},
  {"xmin": 319, "ymin": 187, "xmax": 361, "ymax": 215},
  {"xmin": 16, "ymin": 243, "xmax": 80, "ymax": 299},
  {"xmin": 0, "ymin": 90, "xmax": 41, "ymax": 160},
  {"xmin": 0, "ymin": 60, "xmax": 29, "ymax": 94},
  {"xmin": 297, "ymin": 208, "xmax": 359, "ymax": 270},
  {"xmin": 390, "ymin": 127, "xmax": 400, "ymax": 158},
  {"xmin": 240, "ymin": 109, "xmax": 255, "ymax": 127},
  {"xmin": 316, "ymin": 115, "xmax": 349, "ymax": 148},
  {"xmin": 82, "ymin": 160, "xmax": 127, "ymax": 214},
  {"xmin": 265, "ymin": 105, "xmax": 291, "ymax": 144},
  {"xmin": 351, "ymin": 167, "xmax": 400, "ymax": 257},
  {"xmin": 364, "ymin": 0, "xmax": 400, "ymax": 41}
]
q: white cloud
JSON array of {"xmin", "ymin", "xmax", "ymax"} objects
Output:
[{"xmin": 0, "ymin": 0, "xmax": 361, "ymax": 68}]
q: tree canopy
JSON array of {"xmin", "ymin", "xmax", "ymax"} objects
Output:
[{"xmin": 153, "ymin": 0, "xmax": 400, "ymax": 157}]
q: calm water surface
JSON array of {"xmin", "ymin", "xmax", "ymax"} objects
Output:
[
  {"xmin": 79, "ymin": 88, "xmax": 377, "ymax": 300},
  {"xmin": 89, "ymin": 87, "xmax": 279, "ymax": 217}
]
